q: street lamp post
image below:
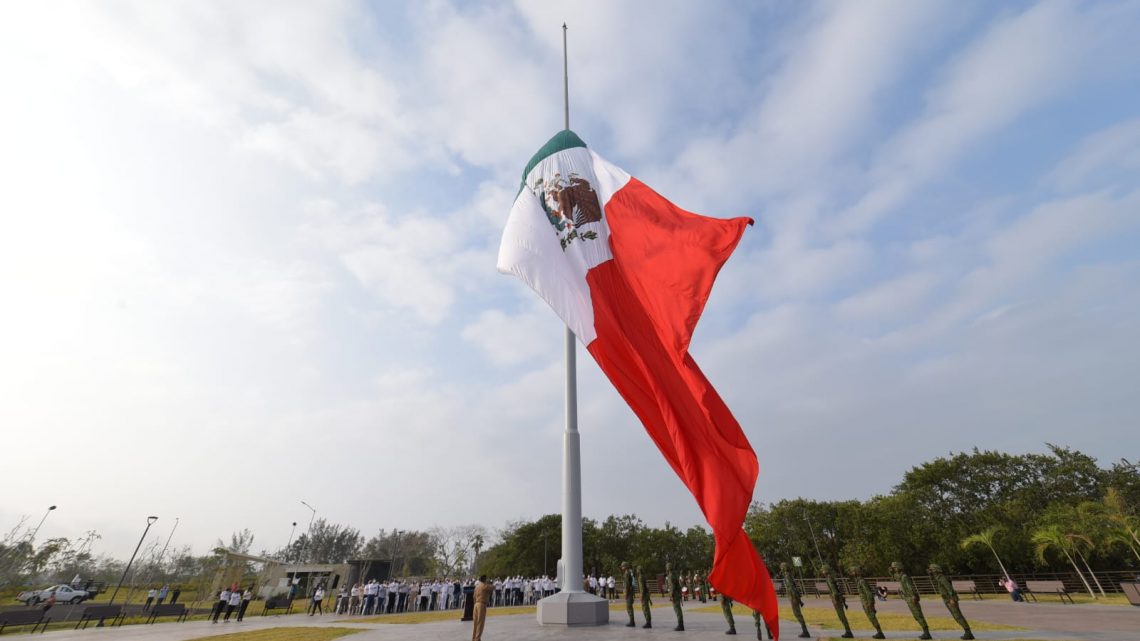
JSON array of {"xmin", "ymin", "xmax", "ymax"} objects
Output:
[
  {"xmin": 285, "ymin": 522, "xmax": 297, "ymax": 562},
  {"xmin": 803, "ymin": 509, "xmax": 825, "ymax": 568},
  {"xmin": 298, "ymin": 501, "xmax": 316, "ymax": 564},
  {"xmin": 100, "ymin": 516, "xmax": 157, "ymax": 626},
  {"xmin": 28, "ymin": 505, "xmax": 57, "ymax": 543},
  {"xmin": 10, "ymin": 505, "xmax": 56, "ymax": 573}
]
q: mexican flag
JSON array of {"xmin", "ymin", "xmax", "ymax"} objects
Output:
[{"xmin": 497, "ymin": 130, "xmax": 778, "ymax": 638}]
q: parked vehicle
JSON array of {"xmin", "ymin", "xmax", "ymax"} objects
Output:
[{"xmin": 15, "ymin": 585, "xmax": 89, "ymax": 606}]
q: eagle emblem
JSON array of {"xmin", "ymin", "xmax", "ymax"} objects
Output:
[{"xmin": 531, "ymin": 172, "xmax": 602, "ymax": 250}]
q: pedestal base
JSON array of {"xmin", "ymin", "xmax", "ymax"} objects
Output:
[{"xmin": 536, "ymin": 591, "xmax": 609, "ymax": 626}]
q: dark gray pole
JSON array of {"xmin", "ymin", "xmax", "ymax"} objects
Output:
[
  {"xmin": 563, "ymin": 23, "xmax": 570, "ymax": 130},
  {"xmin": 109, "ymin": 516, "xmax": 157, "ymax": 605}
]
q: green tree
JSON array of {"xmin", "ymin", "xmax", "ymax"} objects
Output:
[
  {"xmin": 1032, "ymin": 525, "xmax": 1095, "ymax": 598},
  {"xmin": 960, "ymin": 526, "xmax": 1011, "ymax": 581}
]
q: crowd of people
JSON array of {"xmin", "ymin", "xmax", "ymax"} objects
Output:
[
  {"xmin": 314, "ymin": 574, "xmax": 566, "ymax": 617},
  {"xmin": 209, "ymin": 585, "xmax": 254, "ymax": 623}
]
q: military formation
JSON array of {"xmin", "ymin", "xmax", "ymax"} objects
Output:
[{"xmin": 615, "ymin": 559, "xmax": 975, "ymax": 640}]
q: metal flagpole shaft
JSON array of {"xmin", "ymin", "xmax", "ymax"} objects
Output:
[
  {"xmin": 559, "ymin": 21, "xmax": 583, "ymax": 594},
  {"xmin": 562, "ymin": 23, "xmax": 570, "ymax": 131}
]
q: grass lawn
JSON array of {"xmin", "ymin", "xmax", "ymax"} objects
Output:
[
  {"xmin": 694, "ymin": 604, "xmax": 1027, "ymax": 632},
  {"xmin": 185, "ymin": 627, "xmax": 362, "ymax": 641}
]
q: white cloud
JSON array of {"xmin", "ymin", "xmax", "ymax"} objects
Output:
[
  {"xmin": 1048, "ymin": 117, "xmax": 1140, "ymax": 191},
  {"xmin": 461, "ymin": 307, "xmax": 560, "ymax": 367},
  {"xmin": 837, "ymin": 0, "xmax": 1134, "ymax": 233},
  {"xmin": 835, "ymin": 272, "xmax": 939, "ymax": 321}
]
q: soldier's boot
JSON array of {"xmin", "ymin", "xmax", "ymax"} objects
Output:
[
  {"xmin": 871, "ymin": 627, "xmax": 885, "ymax": 640},
  {"xmin": 961, "ymin": 628, "xmax": 975, "ymax": 640},
  {"xmin": 626, "ymin": 617, "xmax": 635, "ymax": 628},
  {"xmin": 840, "ymin": 630, "xmax": 854, "ymax": 639},
  {"xmin": 798, "ymin": 622, "xmax": 811, "ymax": 638},
  {"xmin": 725, "ymin": 626, "xmax": 736, "ymax": 635},
  {"xmin": 919, "ymin": 627, "xmax": 932, "ymax": 641},
  {"xmin": 643, "ymin": 622, "xmax": 652, "ymax": 629},
  {"xmin": 674, "ymin": 625, "xmax": 685, "ymax": 632}
]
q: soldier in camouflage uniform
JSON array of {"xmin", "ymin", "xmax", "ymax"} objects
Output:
[
  {"xmin": 666, "ymin": 562, "xmax": 685, "ymax": 631},
  {"xmin": 847, "ymin": 565, "xmax": 885, "ymax": 639},
  {"xmin": 752, "ymin": 609, "xmax": 779, "ymax": 640},
  {"xmin": 622, "ymin": 562, "xmax": 637, "ymax": 627},
  {"xmin": 696, "ymin": 570, "xmax": 708, "ymax": 603},
  {"xmin": 720, "ymin": 591, "xmax": 737, "ymax": 635},
  {"xmin": 637, "ymin": 566, "xmax": 653, "ymax": 629},
  {"xmin": 820, "ymin": 565, "xmax": 853, "ymax": 639},
  {"xmin": 891, "ymin": 561, "xmax": 932, "ymax": 640},
  {"xmin": 780, "ymin": 562, "xmax": 811, "ymax": 639},
  {"xmin": 929, "ymin": 564, "xmax": 974, "ymax": 640},
  {"xmin": 703, "ymin": 570, "xmax": 712, "ymax": 603}
]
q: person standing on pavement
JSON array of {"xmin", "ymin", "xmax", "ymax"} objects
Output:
[
  {"xmin": 237, "ymin": 586, "xmax": 253, "ymax": 622},
  {"xmin": 309, "ymin": 586, "xmax": 326, "ymax": 616},
  {"xmin": 224, "ymin": 587, "xmax": 242, "ymax": 621},
  {"xmin": 212, "ymin": 588, "xmax": 231, "ymax": 623},
  {"xmin": 471, "ymin": 575, "xmax": 493, "ymax": 641},
  {"xmin": 144, "ymin": 586, "xmax": 157, "ymax": 611}
]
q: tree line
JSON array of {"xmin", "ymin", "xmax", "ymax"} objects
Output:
[{"xmin": 3, "ymin": 445, "xmax": 1136, "ymax": 594}]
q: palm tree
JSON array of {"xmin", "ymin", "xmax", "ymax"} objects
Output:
[
  {"xmin": 1103, "ymin": 488, "xmax": 1140, "ymax": 557},
  {"xmin": 1066, "ymin": 533, "xmax": 1106, "ymax": 597},
  {"xmin": 960, "ymin": 526, "xmax": 1011, "ymax": 582},
  {"xmin": 1032, "ymin": 525, "xmax": 1095, "ymax": 598}
]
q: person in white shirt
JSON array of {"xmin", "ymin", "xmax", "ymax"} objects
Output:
[
  {"xmin": 309, "ymin": 586, "xmax": 325, "ymax": 616},
  {"xmin": 144, "ymin": 587, "xmax": 157, "ymax": 611},
  {"xmin": 351, "ymin": 583, "xmax": 363, "ymax": 615},
  {"xmin": 607, "ymin": 575, "xmax": 616, "ymax": 600},
  {"xmin": 419, "ymin": 582, "xmax": 432, "ymax": 611},
  {"xmin": 224, "ymin": 588, "xmax": 242, "ymax": 621},
  {"xmin": 378, "ymin": 581, "xmax": 389, "ymax": 614},
  {"xmin": 212, "ymin": 588, "xmax": 231, "ymax": 623},
  {"xmin": 237, "ymin": 587, "xmax": 253, "ymax": 622}
]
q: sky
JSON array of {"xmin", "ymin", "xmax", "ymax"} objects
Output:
[{"xmin": 1, "ymin": 0, "xmax": 1139, "ymax": 561}]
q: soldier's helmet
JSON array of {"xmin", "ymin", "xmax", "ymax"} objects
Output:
[
  {"xmin": 665, "ymin": 562, "xmax": 672, "ymax": 571},
  {"xmin": 621, "ymin": 561, "xmax": 630, "ymax": 569},
  {"xmin": 847, "ymin": 565, "xmax": 861, "ymax": 576},
  {"xmin": 819, "ymin": 564, "xmax": 830, "ymax": 575},
  {"xmin": 779, "ymin": 562, "xmax": 788, "ymax": 571},
  {"xmin": 889, "ymin": 561, "xmax": 903, "ymax": 572},
  {"xmin": 928, "ymin": 563, "xmax": 942, "ymax": 574}
]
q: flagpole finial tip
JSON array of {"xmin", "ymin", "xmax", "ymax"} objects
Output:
[{"xmin": 563, "ymin": 22, "xmax": 567, "ymax": 29}]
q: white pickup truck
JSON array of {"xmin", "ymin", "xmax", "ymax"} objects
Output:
[{"xmin": 15, "ymin": 584, "xmax": 90, "ymax": 606}]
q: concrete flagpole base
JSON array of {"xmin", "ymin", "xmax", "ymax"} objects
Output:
[{"xmin": 536, "ymin": 591, "xmax": 609, "ymax": 626}]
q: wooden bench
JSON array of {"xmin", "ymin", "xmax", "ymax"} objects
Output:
[
  {"xmin": 814, "ymin": 582, "xmax": 830, "ymax": 596},
  {"xmin": 0, "ymin": 609, "xmax": 49, "ymax": 635},
  {"xmin": 1025, "ymin": 580, "xmax": 1074, "ymax": 604},
  {"xmin": 261, "ymin": 597, "xmax": 294, "ymax": 616},
  {"xmin": 145, "ymin": 603, "xmax": 188, "ymax": 624},
  {"xmin": 74, "ymin": 604, "xmax": 125, "ymax": 629},
  {"xmin": 952, "ymin": 580, "xmax": 982, "ymax": 600},
  {"xmin": 1119, "ymin": 582, "xmax": 1140, "ymax": 607}
]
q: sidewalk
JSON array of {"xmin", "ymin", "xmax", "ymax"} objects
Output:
[{"xmin": 19, "ymin": 597, "xmax": 1140, "ymax": 641}]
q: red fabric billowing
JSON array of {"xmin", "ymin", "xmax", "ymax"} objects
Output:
[{"xmin": 584, "ymin": 178, "xmax": 778, "ymax": 638}]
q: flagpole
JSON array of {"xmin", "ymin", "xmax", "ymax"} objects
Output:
[{"xmin": 559, "ymin": 20, "xmax": 584, "ymax": 597}]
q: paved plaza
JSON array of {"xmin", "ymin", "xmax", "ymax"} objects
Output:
[{"xmin": 18, "ymin": 598, "xmax": 1140, "ymax": 641}]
